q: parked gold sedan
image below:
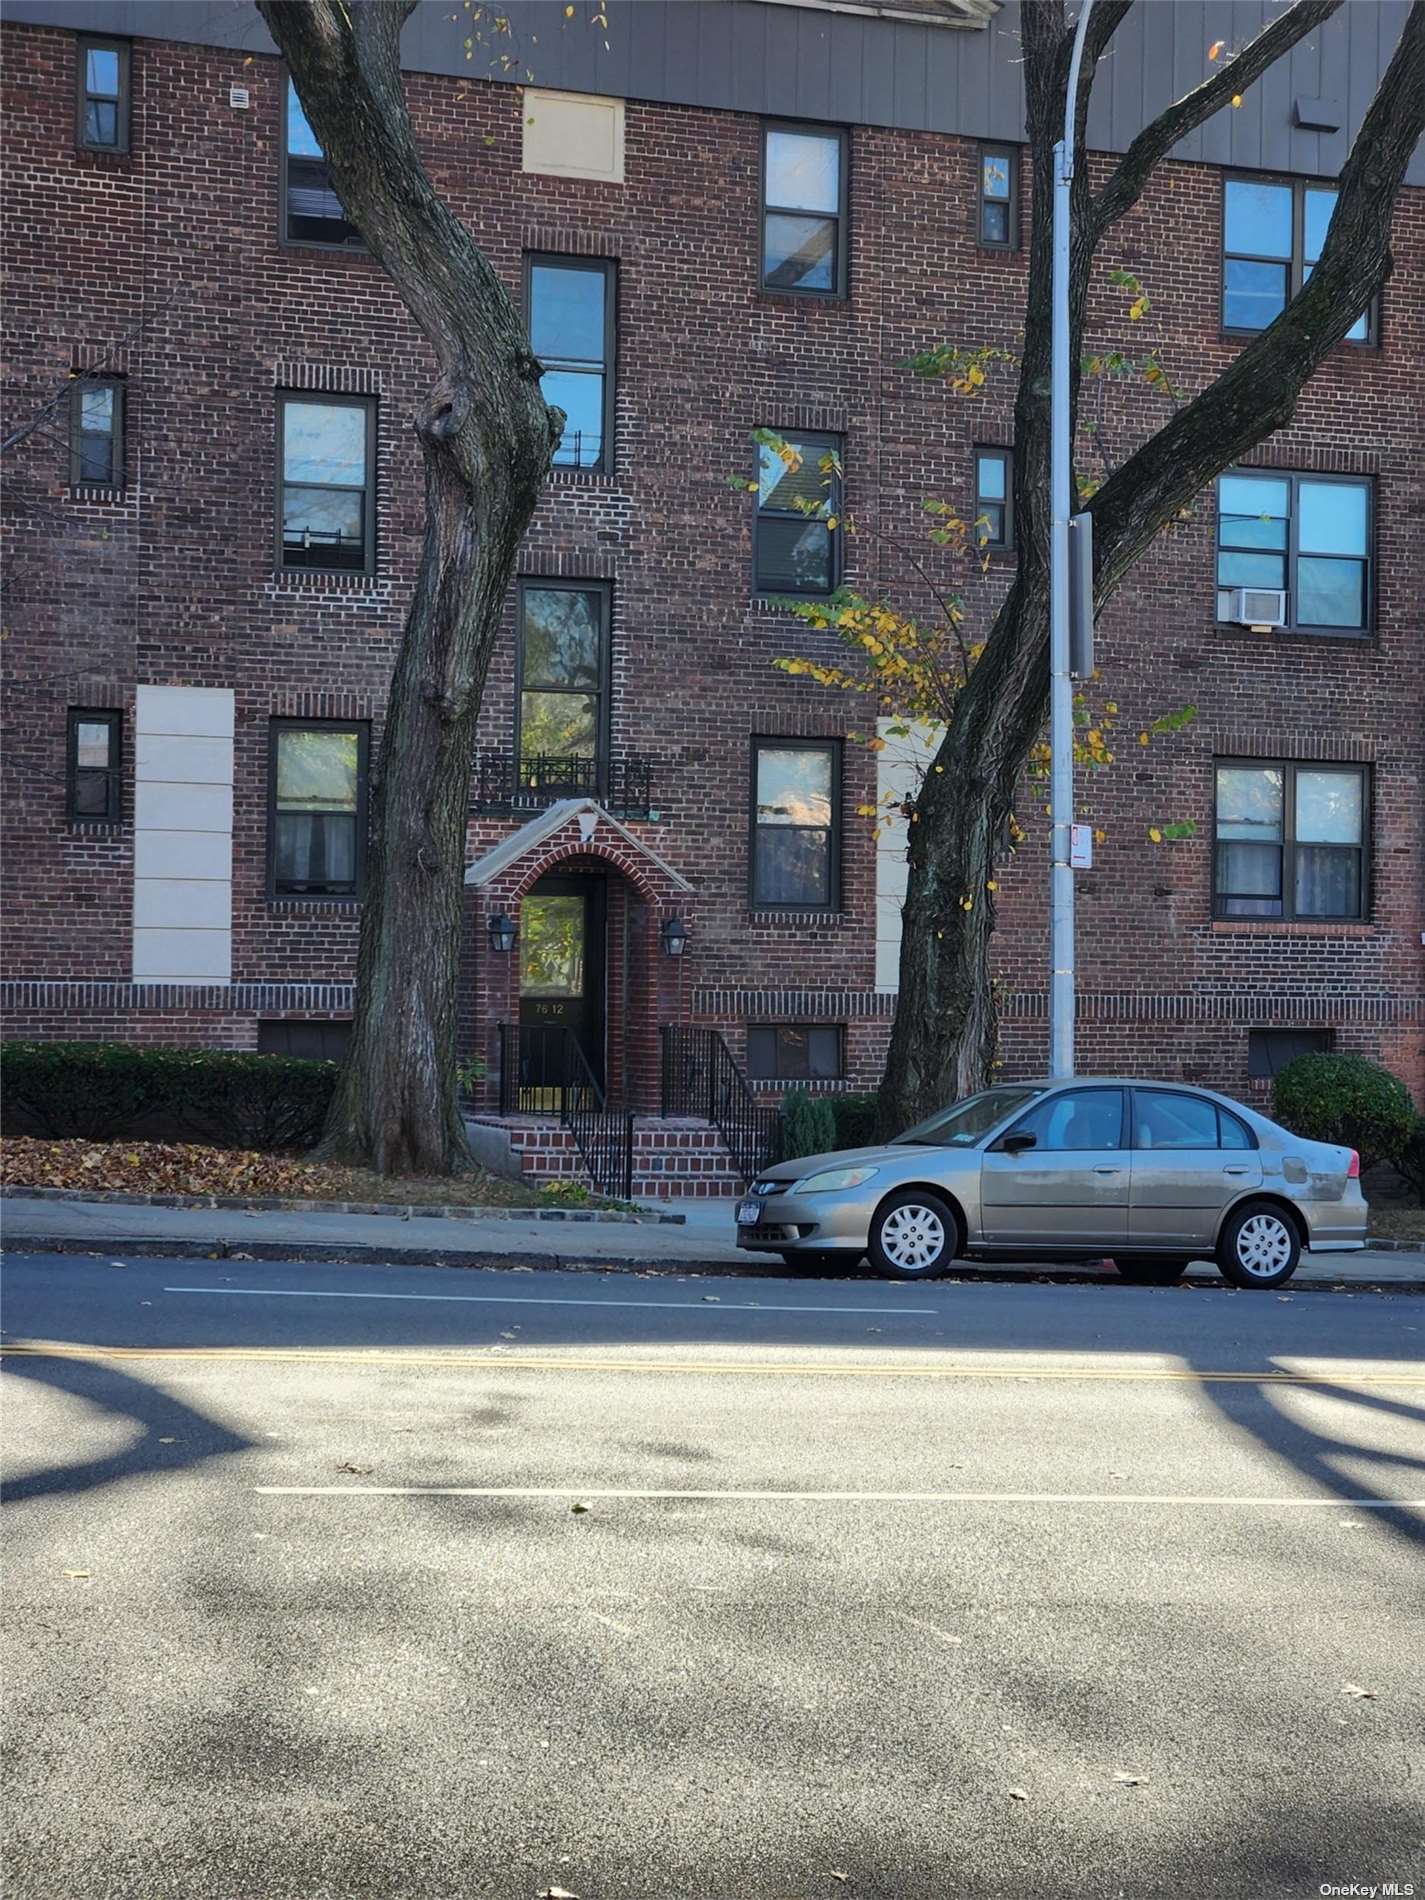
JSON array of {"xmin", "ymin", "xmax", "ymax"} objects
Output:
[{"xmin": 735, "ymin": 1080, "xmax": 1368, "ymax": 1288}]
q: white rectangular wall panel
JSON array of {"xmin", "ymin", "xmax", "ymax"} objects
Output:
[{"xmin": 132, "ymin": 685, "xmax": 234, "ymax": 985}]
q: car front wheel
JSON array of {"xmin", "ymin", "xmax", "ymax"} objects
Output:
[
  {"xmin": 869, "ymin": 1189, "xmax": 959, "ymax": 1280},
  {"xmin": 1217, "ymin": 1202, "xmax": 1301, "ymax": 1289}
]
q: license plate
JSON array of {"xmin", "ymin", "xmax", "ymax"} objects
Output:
[{"xmin": 736, "ymin": 1199, "xmax": 762, "ymax": 1226}]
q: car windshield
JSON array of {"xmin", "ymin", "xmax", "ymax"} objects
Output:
[{"xmin": 893, "ymin": 1086, "xmax": 1045, "ymax": 1148}]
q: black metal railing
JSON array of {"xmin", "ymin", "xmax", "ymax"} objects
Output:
[
  {"xmin": 496, "ymin": 1023, "xmax": 633, "ymax": 1200},
  {"xmin": 472, "ymin": 751, "xmax": 654, "ymax": 819},
  {"xmin": 660, "ymin": 1025, "xmax": 779, "ymax": 1182}
]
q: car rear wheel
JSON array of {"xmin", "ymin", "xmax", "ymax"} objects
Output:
[
  {"xmin": 1114, "ymin": 1259, "xmax": 1189, "ymax": 1286},
  {"xmin": 869, "ymin": 1189, "xmax": 959, "ymax": 1280},
  {"xmin": 1217, "ymin": 1202, "xmax": 1301, "ymax": 1289}
]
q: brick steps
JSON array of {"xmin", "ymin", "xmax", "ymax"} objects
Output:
[{"xmin": 468, "ymin": 1114, "xmax": 745, "ymax": 1200}]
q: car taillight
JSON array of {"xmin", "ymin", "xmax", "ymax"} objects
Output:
[{"xmin": 1347, "ymin": 1150, "xmax": 1361, "ymax": 1178}]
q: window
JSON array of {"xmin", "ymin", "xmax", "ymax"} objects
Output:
[
  {"xmin": 978, "ymin": 147, "xmax": 1017, "ymax": 248},
  {"xmin": 258, "ymin": 1019, "xmax": 352, "ymax": 1061},
  {"xmin": 1214, "ymin": 760, "xmax": 1368, "ymax": 922},
  {"xmin": 282, "ymin": 76, "xmax": 363, "ymax": 248},
  {"xmin": 527, "ymin": 257, "xmax": 614, "ymax": 472},
  {"xmin": 77, "ymin": 36, "xmax": 129, "ymax": 152},
  {"xmin": 1216, "ymin": 472, "xmax": 1371, "ymax": 634},
  {"xmin": 974, "ymin": 447, "xmax": 1013, "ymax": 549},
  {"xmin": 747, "ymin": 1025, "xmax": 845, "ymax": 1082},
  {"xmin": 66, "ymin": 709, "xmax": 121, "ymax": 820},
  {"xmin": 268, "ymin": 721, "xmax": 369, "ymax": 898},
  {"xmin": 1003, "ymin": 1087, "xmax": 1125, "ymax": 1151},
  {"xmin": 277, "ymin": 394, "xmax": 376, "ymax": 574},
  {"xmin": 1247, "ymin": 1027, "xmax": 1333, "ymax": 1080},
  {"xmin": 750, "ymin": 740, "xmax": 840, "ymax": 909},
  {"xmin": 69, "ymin": 378, "xmax": 124, "ymax": 488},
  {"xmin": 761, "ymin": 123, "xmax": 847, "ymax": 296},
  {"xmin": 1132, "ymin": 1089, "xmax": 1255, "ymax": 1152},
  {"xmin": 517, "ymin": 581, "xmax": 609, "ymax": 793},
  {"xmin": 1222, "ymin": 176, "xmax": 1371, "ymax": 342},
  {"xmin": 754, "ymin": 430, "xmax": 842, "ymax": 596}
]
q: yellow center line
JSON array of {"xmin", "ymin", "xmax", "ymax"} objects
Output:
[{"xmin": 3, "ymin": 1343, "xmax": 1423, "ymax": 1385}]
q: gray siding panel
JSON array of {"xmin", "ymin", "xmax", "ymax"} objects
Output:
[{"xmin": 4, "ymin": 0, "xmax": 1419, "ymax": 183}]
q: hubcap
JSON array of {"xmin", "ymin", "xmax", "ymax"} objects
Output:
[
  {"xmin": 880, "ymin": 1203, "xmax": 946, "ymax": 1271},
  {"xmin": 1235, "ymin": 1213, "xmax": 1293, "ymax": 1278}
]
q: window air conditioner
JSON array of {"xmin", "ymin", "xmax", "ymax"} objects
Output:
[{"xmin": 1229, "ymin": 587, "xmax": 1287, "ymax": 628}]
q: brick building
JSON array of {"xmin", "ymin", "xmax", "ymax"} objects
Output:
[{"xmin": 2, "ymin": 0, "xmax": 1422, "ymax": 1192}]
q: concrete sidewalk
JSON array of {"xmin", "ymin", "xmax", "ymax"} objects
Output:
[{"xmin": 2, "ymin": 1191, "xmax": 1422, "ymax": 1288}]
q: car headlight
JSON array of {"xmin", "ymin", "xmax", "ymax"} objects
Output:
[{"xmin": 797, "ymin": 1165, "xmax": 880, "ymax": 1194}]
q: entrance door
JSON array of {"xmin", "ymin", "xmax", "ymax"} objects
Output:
[{"xmin": 518, "ymin": 875, "xmax": 605, "ymax": 1104}]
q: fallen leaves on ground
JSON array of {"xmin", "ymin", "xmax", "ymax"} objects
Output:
[
  {"xmin": 1342, "ymin": 1682, "xmax": 1378, "ymax": 1699},
  {"xmin": 0, "ymin": 1136, "xmax": 547, "ymax": 1208}
]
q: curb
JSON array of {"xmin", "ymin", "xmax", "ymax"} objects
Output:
[
  {"xmin": 0, "ymin": 1185, "xmax": 687, "ymax": 1225},
  {"xmin": 4, "ymin": 1232, "xmax": 1423, "ymax": 1292}
]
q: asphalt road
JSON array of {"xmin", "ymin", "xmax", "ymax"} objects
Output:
[{"xmin": 3, "ymin": 1251, "xmax": 1423, "ymax": 1900}]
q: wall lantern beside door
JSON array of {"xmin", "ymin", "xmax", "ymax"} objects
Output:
[
  {"xmin": 660, "ymin": 914, "xmax": 690, "ymax": 958},
  {"xmin": 487, "ymin": 912, "xmax": 518, "ymax": 954}
]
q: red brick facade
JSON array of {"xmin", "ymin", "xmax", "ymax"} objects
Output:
[{"xmin": 3, "ymin": 18, "xmax": 1422, "ymax": 1120}]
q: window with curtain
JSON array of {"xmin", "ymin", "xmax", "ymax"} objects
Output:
[
  {"xmin": 1214, "ymin": 760, "xmax": 1367, "ymax": 921},
  {"xmin": 751, "ymin": 741, "xmax": 839, "ymax": 909},
  {"xmin": 1216, "ymin": 471, "xmax": 1371, "ymax": 633},
  {"xmin": 762, "ymin": 124, "xmax": 847, "ymax": 295},
  {"xmin": 1222, "ymin": 176, "xmax": 1372, "ymax": 341},
  {"xmin": 527, "ymin": 257, "xmax": 614, "ymax": 471},
  {"xmin": 269, "ymin": 722, "xmax": 368, "ymax": 897}
]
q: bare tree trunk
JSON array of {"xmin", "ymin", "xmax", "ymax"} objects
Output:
[
  {"xmin": 258, "ymin": 1, "xmax": 560, "ymax": 1174},
  {"xmin": 879, "ymin": 0, "xmax": 1424, "ymax": 1135}
]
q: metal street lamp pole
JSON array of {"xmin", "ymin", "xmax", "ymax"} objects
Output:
[{"xmin": 1049, "ymin": 0, "xmax": 1094, "ymax": 1079}]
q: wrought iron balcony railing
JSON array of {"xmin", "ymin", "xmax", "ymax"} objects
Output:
[{"xmin": 472, "ymin": 751, "xmax": 654, "ymax": 819}]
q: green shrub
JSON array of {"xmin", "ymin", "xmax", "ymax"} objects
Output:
[
  {"xmin": 779, "ymin": 1086, "xmax": 838, "ymax": 1161},
  {"xmin": 1272, "ymin": 1052, "xmax": 1415, "ymax": 1174},
  {"xmin": 828, "ymin": 1092, "xmax": 881, "ymax": 1151},
  {"xmin": 0, "ymin": 1041, "xmax": 339, "ymax": 1152},
  {"xmin": 1396, "ymin": 1117, "xmax": 1425, "ymax": 1208}
]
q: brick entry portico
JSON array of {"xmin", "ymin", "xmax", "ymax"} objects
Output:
[{"xmin": 463, "ymin": 798, "xmax": 703, "ymax": 1170}]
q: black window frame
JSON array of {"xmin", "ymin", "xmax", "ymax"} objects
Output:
[
  {"xmin": 1215, "ymin": 469, "xmax": 1373, "ymax": 638},
  {"xmin": 76, "ymin": 35, "xmax": 130, "ymax": 154},
  {"xmin": 1220, "ymin": 172, "xmax": 1376, "ymax": 346},
  {"xmin": 977, "ymin": 144, "xmax": 1018, "ymax": 250},
  {"xmin": 753, "ymin": 428, "xmax": 843, "ymax": 599},
  {"xmin": 524, "ymin": 253, "xmax": 616, "ymax": 475},
  {"xmin": 1212, "ymin": 757, "xmax": 1370, "ymax": 924},
  {"xmin": 66, "ymin": 707, "xmax": 122, "ymax": 822},
  {"xmin": 279, "ymin": 71, "xmax": 366, "ymax": 253},
  {"xmin": 276, "ymin": 390, "xmax": 378, "ymax": 578},
  {"xmin": 746, "ymin": 1023, "xmax": 846, "ymax": 1083},
  {"xmin": 257, "ymin": 1019, "xmax": 353, "ymax": 1062},
  {"xmin": 760, "ymin": 119, "xmax": 849, "ymax": 300},
  {"xmin": 267, "ymin": 717, "xmax": 370, "ymax": 901},
  {"xmin": 973, "ymin": 446, "xmax": 1013, "ymax": 550},
  {"xmin": 1247, "ymin": 1027, "xmax": 1334, "ymax": 1080},
  {"xmin": 1129, "ymin": 1086, "xmax": 1260, "ymax": 1153},
  {"xmin": 515, "ymin": 577, "xmax": 612, "ymax": 791},
  {"xmin": 749, "ymin": 736, "xmax": 842, "ymax": 913},
  {"xmin": 68, "ymin": 375, "xmax": 125, "ymax": 490}
]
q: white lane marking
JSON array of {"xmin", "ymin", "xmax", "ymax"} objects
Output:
[
  {"xmin": 163, "ymin": 1285, "xmax": 933, "ymax": 1317},
  {"xmin": 257, "ymin": 1485, "xmax": 1425, "ymax": 1508}
]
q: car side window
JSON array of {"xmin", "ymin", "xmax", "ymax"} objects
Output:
[
  {"xmin": 1218, "ymin": 1106, "xmax": 1255, "ymax": 1151},
  {"xmin": 1133, "ymin": 1090, "xmax": 1221, "ymax": 1151},
  {"xmin": 1006, "ymin": 1088, "xmax": 1124, "ymax": 1152}
]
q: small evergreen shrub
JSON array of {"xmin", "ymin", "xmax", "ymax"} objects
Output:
[
  {"xmin": 0, "ymin": 1041, "xmax": 339, "ymax": 1152},
  {"xmin": 779, "ymin": 1086, "xmax": 838, "ymax": 1161},
  {"xmin": 1395, "ymin": 1117, "xmax": 1425, "ymax": 1208},
  {"xmin": 827, "ymin": 1092, "xmax": 881, "ymax": 1151},
  {"xmin": 1272, "ymin": 1052, "xmax": 1415, "ymax": 1173}
]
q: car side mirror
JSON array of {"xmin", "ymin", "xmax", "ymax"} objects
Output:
[{"xmin": 1000, "ymin": 1131, "xmax": 1037, "ymax": 1154}]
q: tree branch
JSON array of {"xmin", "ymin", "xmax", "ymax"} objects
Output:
[{"xmin": 1092, "ymin": 0, "xmax": 1344, "ymax": 237}]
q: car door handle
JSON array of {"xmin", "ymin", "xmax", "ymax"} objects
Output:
[
  {"xmin": 1222, "ymin": 1166, "xmax": 1251, "ymax": 1176},
  {"xmin": 1093, "ymin": 1166, "xmax": 1122, "ymax": 1175}
]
